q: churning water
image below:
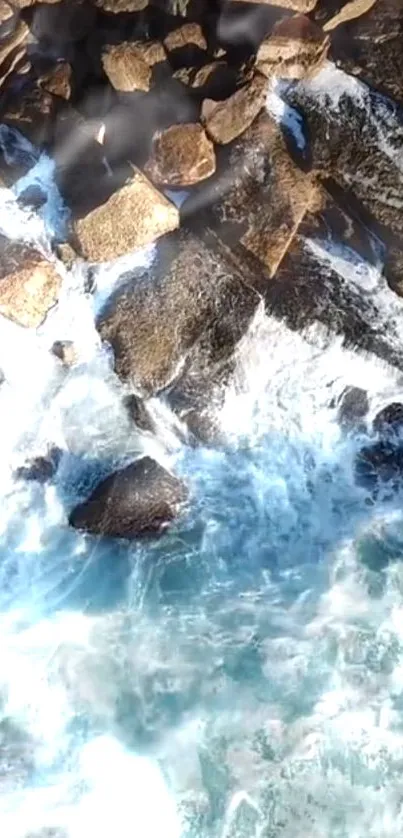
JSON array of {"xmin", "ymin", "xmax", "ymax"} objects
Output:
[{"xmin": 2, "ymin": 65, "xmax": 403, "ymax": 838}]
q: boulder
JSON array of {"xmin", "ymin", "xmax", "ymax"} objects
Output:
[
  {"xmin": 228, "ymin": 0, "xmax": 317, "ymax": 9},
  {"xmin": 355, "ymin": 440, "xmax": 403, "ymax": 492},
  {"xmin": 191, "ymin": 60, "xmax": 239, "ymax": 100},
  {"xmin": 331, "ymin": 0, "xmax": 403, "ymax": 105},
  {"xmin": 336, "ymin": 386, "xmax": 369, "ymax": 429},
  {"xmin": 17, "ymin": 183, "xmax": 47, "ymax": 210},
  {"xmin": 39, "ymin": 61, "xmax": 72, "ymax": 100},
  {"xmin": 92, "ymin": 0, "xmax": 149, "ymax": 10},
  {"xmin": 0, "ymin": 0, "xmax": 14, "ymax": 29},
  {"xmin": 184, "ymin": 111, "xmax": 320, "ymax": 279},
  {"xmin": 15, "ymin": 447, "xmax": 62, "ymax": 483},
  {"xmin": 0, "ymin": 236, "xmax": 61, "ymax": 328},
  {"xmin": 256, "ymin": 14, "xmax": 329, "ymax": 80},
  {"xmin": 322, "ymin": 0, "xmax": 377, "ymax": 31},
  {"xmin": 283, "ymin": 65, "xmax": 403, "ymax": 238},
  {"xmin": 69, "ymin": 456, "xmax": 188, "ymax": 539},
  {"xmin": 127, "ymin": 39, "xmax": 166, "ymax": 67},
  {"xmin": 145, "ymin": 123, "xmax": 216, "ymax": 186},
  {"xmin": 96, "ymin": 230, "xmax": 260, "ymax": 396},
  {"xmin": 124, "ymin": 393, "xmax": 157, "ymax": 434},
  {"xmin": 1, "ymin": 82, "xmax": 58, "ymax": 146},
  {"xmin": 51, "ymin": 339, "xmax": 78, "ymax": 366},
  {"xmin": 73, "ymin": 167, "xmax": 179, "ymax": 262},
  {"xmin": 373, "ymin": 403, "xmax": 403, "ymax": 436},
  {"xmin": 164, "ymin": 23, "xmax": 207, "ymax": 53},
  {"xmin": 0, "ymin": 18, "xmax": 28, "ymax": 90},
  {"xmin": 102, "ymin": 42, "xmax": 152, "ymax": 93},
  {"xmin": 201, "ymin": 72, "xmax": 268, "ymax": 145}
]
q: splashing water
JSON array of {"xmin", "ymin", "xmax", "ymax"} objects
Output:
[{"xmin": 2, "ymin": 69, "xmax": 403, "ymax": 838}]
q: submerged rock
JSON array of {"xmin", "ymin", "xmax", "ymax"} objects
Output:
[
  {"xmin": 73, "ymin": 167, "xmax": 179, "ymax": 262},
  {"xmin": 15, "ymin": 446, "xmax": 62, "ymax": 483},
  {"xmin": 336, "ymin": 386, "xmax": 369, "ymax": 429},
  {"xmin": 0, "ymin": 235, "xmax": 61, "ymax": 328},
  {"xmin": 355, "ymin": 441, "xmax": 403, "ymax": 492},
  {"xmin": 69, "ymin": 456, "xmax": 188, "ymax": 539},
  {"xmin": 373, "ymin": 403, "xmax": 403, "ymax": 436},
  {"xmin": 145, "ymin": 123, "xmax": 216, "ymax": 186}
]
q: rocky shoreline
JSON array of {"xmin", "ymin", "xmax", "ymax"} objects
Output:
[{"xmin": 1, "ymin": 0, "xmax": 403, "ymax": 538}]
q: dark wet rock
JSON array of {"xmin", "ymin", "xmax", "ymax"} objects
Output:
[
  {"xmin": 201, "ymin": 72, "xmax": 268, "ymax": 145},
  {"xmin": 51, "ymin": 339, "xmax": 78, "ymax": 367},
  {"xmin": 183, "ymin": 111, "xmax": 320, "ymax": 280},
  {"xmin": 355, "ymin": 440, "xmax": 403, "ymax": 492},
  {"xmin": 74, "ymin": 166, "xmax": 179, "ymax": 262},
  {"xmin": 102, "ymin": 42, "xmax": 152, "ymax": 93},
  {"xmin": 190, "ymin": 60, "xmax": 239, "ymax": 100},
  {"xmin": 30, "ymin": 0, "xmax": 97, "ymax": 45},
  {"xmin": 331, "ymin": 0, "xmax": 403, "ymax": 106},
  {"xmin": 15, "ymin": 446, "xmax": 62, "ymax": 483},
  {"xmin": 145, "ymin": 122, "xmax": 216, "ymax": 186},
  {"xmin": 256, "ymin": 14, "xmax": 329, "ymax": 80},
  {"xmin": 97, "ymin": 230, "xmax": 260, "ymax": 396},
  {"xmin": 373, "ymin": 403, "xmax": 403, "ymax": 436},
  {"xmin": 336, "ymin": 386, "xmax": 369, "ymax": 428},
  {"xmin": 69, "ymin": 456, "xmax": 188, "ymax": 539},
  {"xmin": 0, "ymin": 234, "xmax": 61, "ymax": 328},
  {"xmin": 17, "ymin": 183, "xmax": 47, "ymax": 210},
  {"xmin": 124, "ymin": 393, "xmax": 157, "ymax": 434},
  {"xmin": 1, "ymin": 81, "xmax": 58, "ymax": 146},
  {"xmin": 283, "ymin": 66, "xmax": 403, "ymax": 239}
]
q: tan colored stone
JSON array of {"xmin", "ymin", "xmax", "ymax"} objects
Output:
[
  {"xmin": 164, "ymin": 22, "xmax": 207, "ymax": 53},
  {"xmin": 74, "ymin": 168, "xmax": 179, "ymax": 263},
  {"xmin": 146, "ymin": 123, "xmax": 216, "ymax": 186},
  {"xmin": 8, "ymin": 0, "xmax": 61, "ymax": 6},
  {"xmin": 102, "ymin": 42, "xmax": 151, "ymax": 92},
  {"xmin": 323, "ymin": 0, "xmax": 377, "ymax": 30},
  {"xmin": 0, "ymin": 236, "xmax": 61, "ymax": 328},
  {"xmin": 257, "ymin": 14, "xmax": 329, "ymax": 79},
  {"xmin": 0, "ymin": 1, "xmax": 13, "ymax": 24},
  {"xmin": 229, "ymin": 0, "xmax": 317, "ymax": 9},
  {"xmin": 192, "ymin": 61, "xmax": 225, "ymax": 88},
  {"xmin": 0, "ymin": 18, "xmax": 27, "ymax": 65},
  {"xmin": 40, "ymin": 61, "xmax": 72, "ymax": 100},
  {"xmin": 51, "ymin": 340, "xmax": 78, "ymax": 367},
  {"xmin": 201, "ymin": 72, "xmax": 267, "ymax": 145},
  {"xmin": 130, "ymin": 39, "xmax": 166, "ymax": 67},
  {"xmin": 0, "ymin": 42, "xmax": 26, "ymax": 89},
  {"xmin": 93, "ymin": 0, "xmax": 148, "ymax": 10}
]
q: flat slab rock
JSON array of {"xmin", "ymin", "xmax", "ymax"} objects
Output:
[
  {"xmin": 201, "ymin": 72, "xmax": 268, "ymax": 145},
  {"xmin": 73, "ymin": 167, "xmax": 179, "ymax": 263},
  {"xmin": 69, "ymin": 456, "xmax": 188, "ymax": 539},
  {"xmin": 256, "ymin": 14, "xmax": 329, "ymax": 80},
  {"xmin": 97, "ymin": 230, "xmax": 260, "ymax": 396},
  {"xmin": 145, "ymin": 123, "xmax": 216, "ymax": 186},
  {"xmin": 0, "ymin": 235, "xmax": 61, "ymax": 328},
  {"xmin": 183, "ymin": 111, "xmax": 320, "ymax": 280}
]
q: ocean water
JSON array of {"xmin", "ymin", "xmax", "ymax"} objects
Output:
[{"xmin": 2, "ymin": 65, "xmax": 403, "ymax": 838}]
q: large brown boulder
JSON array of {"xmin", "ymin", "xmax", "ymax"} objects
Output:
[
  {"xmin": 0, "ymin": 235, "xmax": 61, "ymax": 328},
  {"xmin": 183, "ymin": 111, "xmax": 320, "ymax": 280},
  {"xmin": 102, "ymin": 42, "xmax": 152, "ymax": 93},
  {"xmin": 256, "ymin": 14, "xmax": 329, "ymax": 80},
  {"xmin": 69, "ymin": 456, "xmax": 188, "ymax": 539},
  {"xmin": 96, "ymin": 230, "xmax": 260, "ymax": 397},
  {"xmin": 145, "ymin": 123, "xmax": 216, "ymax": 186},
  {"xmin": 201, "ymin": 72, "xmax": 268, "ymax": 145},
  {"xmin": 330, "ymin": 0, "xmax": 403, "ymax": 105},
  {"xmin": 73, "ymin": 167, "xmax": 179, "ymax": 262}
]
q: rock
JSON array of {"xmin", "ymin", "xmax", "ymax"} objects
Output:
[
  {"xmin": 0, "ymin": 0, "xmax": 14, "ymax": 27},
  {"xmin": 283, "ymin": 65, "xmax": 403, "ymax": 238},
  {"xmin": 201, "ymin": 72, "xmax": 268, "ymax": 144},
  {"xmin": 128, "ymin": 39, "xmax": 166, "ymax": 67},
  {"xmin": 102, "ymin": 42, "xmax": 152, "ymax": 93},
  {"xmin": 145, "ymin": 123, "xmax": 216, "ymax": 186},
  {"xmin": 74, "ymin": 167, "xmax": 179, "ymax": 262},
  {"xmin": 55, "ymin": 241, "xmax": 78, "ymax": 267},
  {"xmin": 124, "ymin": 393, "xmax": 157, "ymax": 434},
  {"xmin": 97, "ymin": 230, "xmax": 260, "ymax": 396},
  {"xmin": 229, "ymin": 0, "xmax": 317, "ymax": 9},
  {"xmin": 51, "ymin": 339, "xmax": 78, "ymax": 367},
  {"xmin": 93, "ymin": 0, "xmax": 149, "ymax": 10},
  {"xmin": 39, "ymin": 61, "xmax": 72, "ymax": 100},
  {"xmin": 191, "ymin": 61, "xmax": 238, "ymax": 100},
  {"xmin": 355, "ymin": 440, "xmax": 403, "ymax": 492},
  {"xmin": 336, "ymin": 386, "xmax": 369, "ymax": 428},
  {"xmin": 164, "ymin": 23, "xmax": 207, "ymax": 53},
  {"xmin": 0, "ymin": 19, "xmax": 28, "ymax": 90},
  {"xmin": 184, "ymin": 111, "xmax": 320, "ymax": 279},
  {"xmin": 15, "ymin": 446, "xmax": 62, "ymax": 483},
  {"xmin": 323, "ymin": 0, "xmax": 377, "ymax": 31},
  {"xmin": 256, "ymin": 14, "xmax": 329, "ymax": 80},
  {"xmin": 30, "ymin": 0, "xmax": 96, "ymax": 44},
  {"xmin": 2, "ymin": 82, "xmax": 58, "ymax": 146},
  {"xmin": 0, "ymin": 235, "xmax": 61, "ymax": 328},
  {"xmin": 69, "ymin": 456, "xmax": 188, "ymax": 539},
  {"xmin": 373, "ymin": 403, "xmax": 403, "ymax": 436},
  {"xmin": 331, "ymin": 0, "xmax": 403, "ymax": 105},
  {"xmin": 17, "ymin": 183, "xmax": 47, "ymax": 210}
]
